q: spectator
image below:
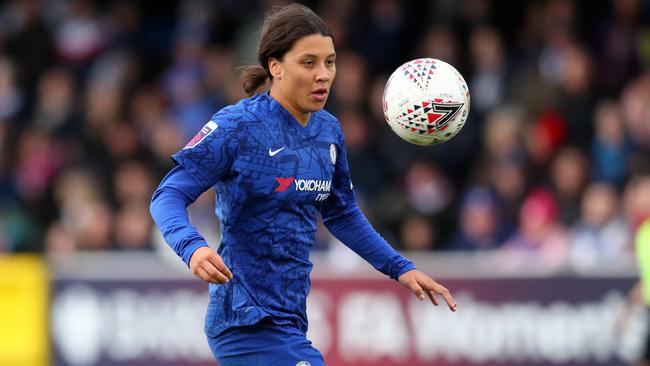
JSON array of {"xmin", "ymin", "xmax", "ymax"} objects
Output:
[
  {"xmin": 330, "ymin": 51, "xmax": 367, "ymax": 112},
  {"xmin": 54, "ymin": 0, "xmax": 105, "ymax": 67},
  {"xmin": 403, "ymin": 161, "xmax": 452, "ymax": 216},
  {"xmin": 0, "ymin": 58, "xmax": 23, "ymax": 121},
  {"xmin": 482, "ymin": 105, "xmax": 526, "ymax": 164},
  {"xmin": 446, "ymin": 186, "xmax": 512, "ymax": 251},
  {"xmin": 623, "ymin": 175, "xmax": 650, "ymax": 231},
  {"xmin": 468, "ymin": 25, "xmax": 507, "ymax": 115},
  {"xmin": 399, "ymin": 214, "xmax": 436, "ymax": 251},
  {"xmin": 568, "ymin": 182, "xmax": 631, "ymax": 269},
  {"xmin": 502, "ymin": 188, "xmax": 569, "ymax": 269},
  {"xmin": 591, "ymin": 100, "xmax": 635, "ymax": 186},
  {"xmin": 594, "ymin": 0, "xmax": 642, "ymax": 95},
  {"xmin": 620, "ymin": 73, "xmax": 650, "ymax": 172},
  {"xmin": 114, "ymin": 203, "xmax": 153, "ymax": 250},
  {"xmin": 487, "ymin": 159, "xmax": 527, "ymax": 225},
  {"xmin": 549, "ymin": 146, "xmax": 589, "ymax": 225},
  {"xmin": 32, "ymin": 68, "xmax": 77, "ymax": 134}
]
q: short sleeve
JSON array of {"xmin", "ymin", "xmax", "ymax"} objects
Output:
[
  {"xmin": 171, "ymin": 111, "xmax": 240, "ymax": 191},
  {"xmin": 320, "ymin": 127, "xmax": 357, "ymax": 220}
]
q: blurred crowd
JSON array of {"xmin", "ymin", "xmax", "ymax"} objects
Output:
[{"xmin": 1, "ymin": 0, "xmax": 649, "ymax": 270}]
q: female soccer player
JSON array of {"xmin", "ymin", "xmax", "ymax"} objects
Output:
[{"xmin": 150, "ymin": 4, "xmax": 456, "ymax": 365}]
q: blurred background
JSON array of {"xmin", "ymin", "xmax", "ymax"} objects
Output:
[{"xmin": 0, "ymin": 0, "xmax": 649, "ymax": 365}]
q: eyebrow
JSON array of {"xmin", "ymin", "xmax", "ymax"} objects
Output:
[{"xmin": 301, "ymin": 52, "xmax": 337, "ymax": 58}]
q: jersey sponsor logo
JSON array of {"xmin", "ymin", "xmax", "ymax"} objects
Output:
[
  {"xmin": 296, "ymin": 362, "xmax": 311, "ymax": 366},
  {"xmin": 269, "ymin": 146, "xmax": 285, "ymax": 156},
  {"xmin": 295, "ymin": 179, "xmax": 331, "ymax": 192},
  {"xmin": 183, "ymin": 121, "xmax": 218, "ymax": 149},
  {"xmin": 329, "ymin": 143, "xmax": 337, "ymax": 165},
  {"xmin": 274, "ymin": 177, "xmax": 295, "ymax": 192},
  {"xmin": 274, "ymin": 177, "xmax": 331, "ymax": 193}
]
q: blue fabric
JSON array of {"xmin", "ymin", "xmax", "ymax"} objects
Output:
[
  {"xmin": 150, "ymin": 92, "xmax": 415, "ymax": 341},
  {"xmin": 206, "ymin": 318, "xmax": 324, "ymax": 366},
  {"xmin": 150, "ymin": 166, "xmax": 208, "ymax": 266},
  {"xmin": 322, "ymin": 205, "xmax": 415, "ymax": 280}
]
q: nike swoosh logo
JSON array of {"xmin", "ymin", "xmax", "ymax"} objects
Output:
[{"xmin": 269, "ymin": 147, "xmax": 285, "ymax": 156}]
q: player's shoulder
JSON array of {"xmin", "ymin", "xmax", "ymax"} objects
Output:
[
  {"xmin": 179, "ymin": 96, "xmax": 274, "ymax": 151},
  {"xmin": 315, "ymin": 108, "xmax": 338, "ymax": 124},
  {"xmin": 215, "ymin": 93, "xmax": 276, "ymax": 124},
  {"xmin": 209, "ymin": 100, "xmax": 245, "ymax": 124},
  {"xmin": 315, "ymin": 108, "xmax": 343, "ymax": 137}
]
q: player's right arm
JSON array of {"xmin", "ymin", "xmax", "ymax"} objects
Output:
[
  {"xmin": 150, "ymin": 166, "xmax": 233, "ymax": 284},
  {"xmin": 150, "ymin": 113, "xmax": 240, "ymax": 284}
]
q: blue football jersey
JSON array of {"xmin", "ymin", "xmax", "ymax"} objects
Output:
[{"xmin": 166, "ymin": 93, "xmax": 414, "ymax": 337}]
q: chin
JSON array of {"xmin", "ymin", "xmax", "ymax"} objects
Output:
[
  {"xmin": 311, "ymin": 100, "xmax": 328, "ymax": 110},
  {"xmin": 302, "ymin": 104, "xmax": 322, "ymax": 113}
]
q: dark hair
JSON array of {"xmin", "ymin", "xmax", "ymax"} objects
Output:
[{"xmin": 240, "ymin": 3, "xmax": 333, "ymax": 96}]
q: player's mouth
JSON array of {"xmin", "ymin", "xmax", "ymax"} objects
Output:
[{"xmin": 312, "ymin": 88, "xmax": 328, "ymax": 102}]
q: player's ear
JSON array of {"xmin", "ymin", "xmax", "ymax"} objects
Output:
[{"xmin": 268, "ymin": 57, "xmax": 282, "ymax": 80}]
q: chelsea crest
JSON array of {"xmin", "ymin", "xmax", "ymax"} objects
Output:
[{"xmin": 329, "ymin": 144, "xmax": 337, "ymax": 165}]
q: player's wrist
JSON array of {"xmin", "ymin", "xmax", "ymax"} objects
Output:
[
  {"xmin": 394, "ymin": 261, "xmax": 417, "ymax": 281},
  {"xmin": 183, "ymin": 241, "xmax": 210, "ymax": 267}
]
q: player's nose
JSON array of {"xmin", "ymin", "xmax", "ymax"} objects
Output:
[{"xmin": 314, "ymin": 62, "xmax": 330, "ymax": 82}]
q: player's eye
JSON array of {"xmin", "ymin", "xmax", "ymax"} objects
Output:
[
  {"xmin": 303, "ymin": 60, "xmax": 314, "ymax": 67},
  {"xmin": 326, "ymin": 59, "xmax": 336, "ymax": 66}
]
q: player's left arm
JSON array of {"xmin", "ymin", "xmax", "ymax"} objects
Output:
[{"xmin": 319, "ymin": 129, "xmax": 456, "ymax": 311}]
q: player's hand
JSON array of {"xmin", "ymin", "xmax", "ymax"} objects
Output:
[
  {"xmin": 189, "ymin": 246, "xmax": 233, "ymax": 284},
  {"xmin": 399, "ymin": 269, "xmax": 457, "ymax": 312}
]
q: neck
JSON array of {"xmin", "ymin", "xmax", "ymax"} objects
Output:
[{"xmin": 269, "ymin": 88, "xmax": 310, "ymax": 126}]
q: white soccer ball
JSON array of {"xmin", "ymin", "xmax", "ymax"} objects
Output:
[{"xmin": 382, "ymin": 58, "xmax": 470, "ymax": 146}]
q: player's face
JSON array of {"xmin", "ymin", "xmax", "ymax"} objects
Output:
[{"xmin": 269, "ymin": 34, "xmax": 336, "ymax": 124}]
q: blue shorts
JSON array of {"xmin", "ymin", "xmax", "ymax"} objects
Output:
[{"xmin": 207, "ymin": 318, "xmax": 325, "ymax": 366}]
